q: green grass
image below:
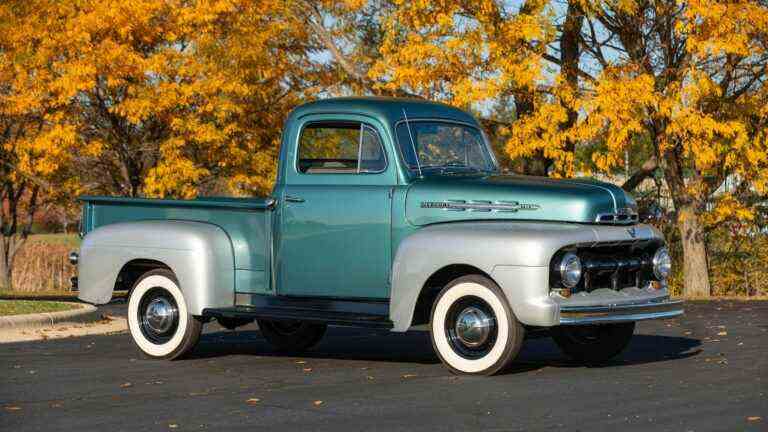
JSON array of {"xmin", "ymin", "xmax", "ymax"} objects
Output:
[
  {"xmin": 0, "ymin": 300, "xmax": 80, "ymax": 316},
  {"xmin": 0, "ymin": 290, "xmax": 127, "ymax": 301},
  {"xmin": 0, "ymin": 290, "xmax": 81, "ymax": 301}
]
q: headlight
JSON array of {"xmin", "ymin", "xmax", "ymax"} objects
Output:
[
  {"xmin": 652, "ymin": 247, "xmax": 672, "ymax": 280},
  {"xmin": 559, "ymin": 252, "xmax": 582, "ymax": 288}
]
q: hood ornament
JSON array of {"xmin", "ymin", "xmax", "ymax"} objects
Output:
[{"xmin": 421, "ymin": 200, "xmax": 540, "ymax": 213}]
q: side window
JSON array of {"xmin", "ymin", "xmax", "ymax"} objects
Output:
[
  {"xmin": 359, "ymin": 125, "xmax": 386, "ymax": 173},
  {"xmin": 298, "ymin": 122, "xmax": 386, "ymax": 174}
]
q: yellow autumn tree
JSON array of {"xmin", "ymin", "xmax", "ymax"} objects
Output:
[
  {"xmin": 34, "ymin": 0, "xmax": 324, "ymax": 199},
  {"xmin": 0, "ymin": 0, "xmax": 81, "ymax": 289},
  {"xmin": 360, "ymin": 1, "xmax": 593, "ymax": 174},
  {"xmin": 507, "ymin": 0, "xmax": 768, "ymax": 297}
]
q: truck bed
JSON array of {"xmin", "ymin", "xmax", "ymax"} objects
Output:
[{"xmin": 80, "ymin": 195, "xmax": 275, "ymax": 294}]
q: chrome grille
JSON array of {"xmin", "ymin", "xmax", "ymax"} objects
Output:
[
  {"xmin": 594, "ymin": 211, "xmax": 639, "ymax": 224},
  {"xmin": 550, "ymin": 240, "xmax": 663, "ymax": 292}
]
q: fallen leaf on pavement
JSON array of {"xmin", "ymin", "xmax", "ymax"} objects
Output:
[
  {"xmin": 313, "ymin": 400, "xmax": 323, "ymax": 406},
  {"xmin": 169, "ymin": 423, "xmax": 178, "ymax": 429},
  {"xmin": 303, "ymin": 368, "xmax": 313, "ymax": 372},
  {"xmin": 246, "ymin": 398, "xmax": 260, "ymax": 405},
  {"xmin": 717, "ymin": 331, "xmax": 727, "ymax": 336},
  {"xmin": 120, "ymin": 382, "xmax": 132, "ymax": 388},
  {"xmin": 295, "ymin": 360, "xmax": 306, "ymax": 364},
  {"xmin": 747, "ymin": 416, "xmax": 761, "ymax": 422},
  {"xmin": 402, "ymin": 374, "xmax": 417, "ymax": 379},
  {"xmin": 4, "ymin": 406, "xmax": 21, "ymax": 411}
]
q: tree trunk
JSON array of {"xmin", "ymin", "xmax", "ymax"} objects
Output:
[
  {"xmin": 0, "ymin": 239, "xmax": 12, "ymax": 290},
  {"xmin": 677, "ymin": 205, "xmax": 711, "ymax": 297}
]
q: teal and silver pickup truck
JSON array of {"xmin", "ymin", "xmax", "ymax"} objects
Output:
[{"xmin": 74, "ymin": 97, "xmax": 682, "ymax": 375}]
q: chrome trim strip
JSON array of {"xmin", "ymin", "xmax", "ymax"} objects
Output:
[
  {"xmin": 558, "ymin": 299, "xmax": 684, "ymax": 325},
  {"xmin": 594, "ymin": 210, "xmax": 639, "ymax": 225},
  {"xmin": 420, "ymin": 200, "xmax": 541, "ymax": 212},
  {"xmin": 559, "ymin": 309, "xmax": 684, "ymax": 325}
]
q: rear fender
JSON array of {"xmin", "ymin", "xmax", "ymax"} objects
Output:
[{"xmin": 77, "ymin": 220, "xmax": 235, "ymax": 315}]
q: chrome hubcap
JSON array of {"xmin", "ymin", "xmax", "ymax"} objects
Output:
[
  {"xmin": 144, "ymin": 297, "xmax": 178, "ymax": 334},
  {"xmin": 454, "ymin": 306, "xmax": 492, "ymax": 348}
]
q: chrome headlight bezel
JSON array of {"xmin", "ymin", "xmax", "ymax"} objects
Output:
[
  {"xmin": 559, "ymin": 252, "xmax": 582, "ymax": 288},
  {"xmin": 652, "ymin": 247, "xmax": 672, "ymax": 280}
]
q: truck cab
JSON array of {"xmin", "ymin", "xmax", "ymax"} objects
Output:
[{"xmin": 75, "ymin": 97, "xmax": 683, "ymax": 375}]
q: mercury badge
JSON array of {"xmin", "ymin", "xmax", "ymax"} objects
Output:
[
  {"xmin": 420, "ymin": 200, "xmax": 541, "ymax": 212},
  {"xmin": 627, "ymin": 227, "xmax": 637, "ymax": 238}
]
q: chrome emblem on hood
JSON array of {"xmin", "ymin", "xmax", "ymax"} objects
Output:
[
  {"xmin": 420, "ymin": 200, "xmax": 541, "ymax": 213},
  {"xmin": 627, "ymin": 227, "xmax": 637, "ymax": 238}
]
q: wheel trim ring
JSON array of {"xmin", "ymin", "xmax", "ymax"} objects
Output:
[
  {"xmin": 137, "ymin": 288, "xmax": 179, "ymax": 344},
  {"xmin": 445, "ymin": 298, "xmax": 497, "ymax": 359}
]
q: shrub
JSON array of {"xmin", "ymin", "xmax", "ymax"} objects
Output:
[{"xmin": 10, "ymin": 236, "xmax": 77, "ymax": 292}]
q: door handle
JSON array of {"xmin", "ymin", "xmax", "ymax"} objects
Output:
[{"xmin": 285, "ymin": 195, "xmax": 305, "ymax": 203}]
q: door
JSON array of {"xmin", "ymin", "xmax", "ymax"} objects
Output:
[{"xmin": 277, "ymin": 117, "xmax": 394, "ymax": 299}]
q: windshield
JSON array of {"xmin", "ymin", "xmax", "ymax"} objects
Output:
[{"xmin": 395, "ymin": 121, "xmax": 498, "ymax": 176}]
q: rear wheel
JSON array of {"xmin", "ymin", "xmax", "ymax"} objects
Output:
[
  {"xmin": 127, "ymin": 269, "xmax": 202, "ymax": 360},
  {"xmin": 552, "ymin": 322, "xmax": 635, "ymax": 364},
  {"xmin": 430, "ymin": 275, "xmax": 524, "ymax": 375},
  {"xmin": 257, "ymin": 319, "xmax": 326, "ymax": 352}
]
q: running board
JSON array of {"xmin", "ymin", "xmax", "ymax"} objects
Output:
[{"xmin": 204, "ymin": 294, "xmax": 393, "ymax": 329}]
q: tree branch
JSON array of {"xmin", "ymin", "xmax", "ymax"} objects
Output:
[{"xmin": 622, "ymin": 155, "xmax": 658, "ymax": 191}]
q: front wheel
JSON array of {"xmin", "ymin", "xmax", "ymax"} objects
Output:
[
  {"xmin": 127, "ymin": 269, "xmax": 202, "ymax": 360},
  {"xmin": 552, "ymin": 322, "xmax": 635, "ymax": 364},
  {"xmin": 257, "ymin": 319, "xmax": 326, "ymax": 352},
  {"xmin": 430, "ymin": 275, "xmax": 525, "ymax": 375}
]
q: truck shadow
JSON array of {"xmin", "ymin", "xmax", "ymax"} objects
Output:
[{"xmin": 191, "ymin": 326, "xmax": 702, "ymax": 373}]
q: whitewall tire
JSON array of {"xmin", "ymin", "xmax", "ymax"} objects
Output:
[
  {"xmin": 430, "ymin": 275, "xmax": 524, "ymax": 375},
  {"xmin": 127, "ymin": 269, "xmax": 202, "ymax": 360}
]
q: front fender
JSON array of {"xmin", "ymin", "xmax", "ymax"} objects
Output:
[
  {"xmin": 77, "ymin": 220, "xmax": 235, "ymax": 315},
  {"xmin": 389, "ymin": 221, "xmax": 663, "ymax": 330}
]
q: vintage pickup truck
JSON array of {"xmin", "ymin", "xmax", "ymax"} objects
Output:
[{"xmin": 74, "ymin": 97, "xmax": 683, "ymax": 375}]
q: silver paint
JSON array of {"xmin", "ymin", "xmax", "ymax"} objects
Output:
[
  {"xmin": 77, "ymin": 220, "xmax": 235, "ymax": 315},
  {"xmin": 390, "ymin": 221, "xmax": 666, "ymax": 331}
]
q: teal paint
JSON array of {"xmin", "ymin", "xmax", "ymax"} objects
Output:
[
  {"xmin": 404, "ymin": 175, "xmax": 622, "ymax": 226},
  {"xmin": 80, "ymin": 197, "xmax": 271, "ymax": 273},
  {"xmin": 80, "ymin": 96, "xmax": 638, "ymax": 303},
  {"xmin": 235, "ymin": 269, "xmax": 269, "ymax": 294},
  {"xmin": 274, "ymin": 112, "xmax": 396, "ymax": 299}
]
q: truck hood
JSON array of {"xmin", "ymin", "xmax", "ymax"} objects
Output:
[{"xmin": 405, "ymin": 174, "xmax": 634, "ymax": 226}]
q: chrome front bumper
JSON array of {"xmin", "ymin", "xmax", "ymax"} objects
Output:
[{"xmin": 558, "ymin": 296, "xmax": 684, "ymax": 325}]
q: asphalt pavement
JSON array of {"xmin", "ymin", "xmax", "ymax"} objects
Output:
[{"xmin": 1, "ymin": 300, "xmax": 766, "ymax": 432}]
